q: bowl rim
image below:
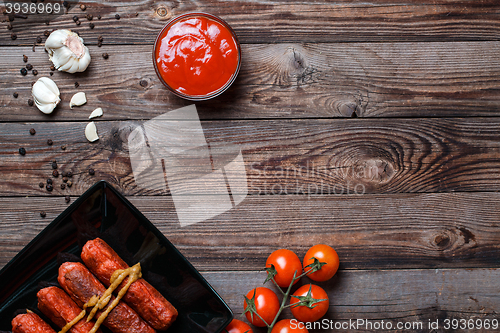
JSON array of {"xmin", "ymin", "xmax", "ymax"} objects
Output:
[{"xmin": 152, "ymin": 12, "xmax": 242, "ymax": 101}]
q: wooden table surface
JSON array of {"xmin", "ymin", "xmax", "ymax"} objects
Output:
[{"xmin": 1, "ymin": 0, "xmax": 500, "ymax": 332}]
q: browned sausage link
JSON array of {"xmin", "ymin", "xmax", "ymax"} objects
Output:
[
  {"xmin": 12, "ymin": 312, "xmax": 56, "ymax": 333},
  {"xmin": 37, "ymin": 287, "xmax": 101, "ymax": 333},
  {"xmin": 81, "ymin": 238, "xmax": 178, "ymax": 330},
  {"xmin": 58, "ymin": 262, "xmax": 156, "ymax": 333}
]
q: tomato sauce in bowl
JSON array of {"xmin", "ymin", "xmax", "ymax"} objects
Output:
[{"xmin": 153, "ymin": 13, "xmax": 241, "ymax": 100}]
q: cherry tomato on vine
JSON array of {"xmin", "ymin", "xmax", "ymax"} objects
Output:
[
  {"xmin": 271, "ymin": 319, "xmax": 309, "ymax": 333},
  {"xmin": 224, "ymin": 319, "xmax": 254, "ymax": 333},
  {"xmin": 290, "ymin": 284, "xmax": 329, "ymax": 322},
  {"xmin": 303, "ymin": 244, "xmax": 339, "ymax": 282},
  {"xmin": 266, "ymin": 249, "xmax": 303, "ymax": 287},
  {"xmin": 244, "ymin": 287, "xmax": 280, "ymax": 327}
]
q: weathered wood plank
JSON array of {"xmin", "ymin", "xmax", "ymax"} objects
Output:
[
  {"xmin": 1, "ymin": 0, "xmax": 500, "ymax": 45},
  {"xmin": 1, "ymin": 192, "xmax": 499, "ymax": 270},
  {"xmin": 205, "ymin": 269, "xmax": 500, "ymax": 332},
  {"xmin": 1, "ymin": 42, "xmax": 500, "ymax": 121},
  {"xmin": 0, "ymin": 118, "xmax": 500, "ymax": 196}
]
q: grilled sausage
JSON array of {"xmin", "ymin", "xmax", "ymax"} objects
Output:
[
  {"xmin": 12, "ymin": 312, "xmax": 56, "ymax": 333},
  {"xmin": 81, "ymin": 238, "xmax": 178, "ymax": 330},
  {"xmin": 58, "ymin": 262, "xmax": 155, "ymax": 333},
  {"xmin": 37, "ymin": 287, "xmax": 101, "ymax": 333}
]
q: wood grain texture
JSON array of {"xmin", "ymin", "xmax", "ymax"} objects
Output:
[
  {"xmin": 1, "ymin": 0, "xmax": 500, "ymax": 45},
  {"xmin": 206, "ymin": 269, "xmax": 500, "ymax": 331},
  {"xmin": 1, "ymin": 42, "xmax": 500, "ymax": 121},
  {"xmin": 0, "ymin": 118, "xmax": 500, "ymax": 196},
  {"xmin": 1, "ymin": 192, "xmax": 499, "ymax": 270}
]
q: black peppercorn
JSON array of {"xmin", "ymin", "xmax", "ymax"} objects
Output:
[
  {"xmin": 11, "ymin": 33, "xmax": 17, "ymax": 40},
  {"xmin": 52, "ymin": 170, "xmax": 59, "ymax": 177},
  {"xmin": 62, "ymin": 176, "xmax": 68, "ymax": 183},
  {"xmin": 115, "ymin": 14, "xmax": 120, "ymax": 20},
  {"xmin": 7, "ymin": 24, "xmax": 12, "ymax": 30},
  {"xmin": 50, "ymin": 65, "xmax": 55, "ymax": 71},
  {"xmin": 76, "ymin": 20, "xmax": 81, "ymax": 26},
  {"xmin": 86, "ymin": 14, "xmax": 93, "ymax": 21},
  {"xmin": 102, "ymin": 53, "xmax": 109, "ymax": 59},
  {"xmin": 29, "ymin": 128, "xmax": 36, "ymax": 135},
  {"xmin": 80, "ymin": 4, "xmax": 86, "ymax": 11},
  {"xmin": 61, "ymin": 145, "xmax": 66, "ymax": 150},
  {"xmin": 65, "ymin": 196, "xmax": 70, "ymax": 203},
  {"xmin": 89, "ymin": 23, "xmax": 94, "ymax": 29},
  {"xmin": 97, "ymin": 41, "xmax": 102, "ymax": 47},
  {"xmin": 89, "ymin": 168, "xmax": 95, "ymax": 175},
  {"xmin": 52, "ymin": 161, "xmax": 57, "ymax": 169},
  {"xmin": 60, "ymin": 183, "xmax": 66, "ymax": 189},
  {"xmin": 40, "ymin": 211, "xmax": 46, "ymax": 218},
  {"xmin": 75, "ymin": 82, "xmax": 79, "ymax": 88},
  {"xmin": 28, "ymin": 99, "xmax": 34, "ymax": 106},
  {"xmin": 32, "ymin": 69, "xmax": 38, "ymax": 75},
  {"xmin": 47, "ymin": 139, "xmax": 53, "ymax": 145},
  {"xmin": 44, "ymin": 30, "xmax": 50, "ymax": 37},
  {"xmin": 97, "ymin": 35, "xmax": 103, "ymax": 42},
  {"xmin": 13, "ymin": 92, "xmax": 18, "ymax": 98},
  {"xmin": 36, "ymin": 36, "xmax": 42, "ymax": 43},
  {"xmin": 46, "ymin": 184, "xmax": 53, "ymax": 192},
  {"xmin": 73, "ymin": 15, "xmax": 78, "ymax": 22},
  {"xmin": 26, "ymin": 64, "xmax": 33, "ymax": 70},
  {"xmin": 39, "ymin": 182, "xmax": 44, "ymax": 188},
  {"xmin": 18, "ymin": 147, "xmax": 26, "ymax": 155},
  {"xmin": 97, "ymin": 15, "xmax": 101, "ymax": 20},
  {"xmin": 47, "ymin": 178, "xmax": 52, "ymax": 184},
  {"xmin": 23, "ymin": 55, "xmax": 28, "ymax": 62},
  {"xmin": 50, "ymin": 72, "xmax": 53, "ymax": 76},
  {"xmin": 139, "ymin": 80, "xmax": 148, "ymax": 87},
  {"xmin": 21, "ymin": 68, "xmax": 28, "ymax": 76},
  {"xmin": 63, "ymin": 1, "xmax": 69, "ymax": 8},
  {"xmin": 67, "ymin": 171, "xmax": 73, "ymax": 178}
]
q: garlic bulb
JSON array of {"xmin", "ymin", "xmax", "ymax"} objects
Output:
[
  {"xmin": 32, "ymin": 77, "xmax": 60, "ymax": 114},
  {"xmin": 45, "ymin": 29, "xmax": 91, "ymax": 73},
  {"xmin": 70, "ymin": 92, "xmax": 87, "ymax": 108},
  {"xmin": 85, "ymin": 122, "xmax": 99, "ymax": 142}
]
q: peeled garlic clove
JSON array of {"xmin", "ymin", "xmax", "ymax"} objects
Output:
[
  {"xmin": 85, "ymin": 122, "xmax": 99, "ymax": 142},
  {"xmin": 45, "ymin": 29, "xmax": 91, "ymax": 73},
  {"xmin": 70, "ymin": 92, "xmax": 87, "ymax": 108},
  {"xmin": 32, "ymin": 77, "xmax": 61, "ymax": 114},
  {"xmin": 89, "ymin": 108, "xmax": 103, "ymax": 119}
]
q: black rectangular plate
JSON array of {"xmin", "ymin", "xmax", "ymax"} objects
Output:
[{"xmin": 0, "ymin": 181, "xmax": 233, "ymax": 332}]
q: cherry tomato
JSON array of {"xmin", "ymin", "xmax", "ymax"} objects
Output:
[
  {"xmin": 303, "ymin": 244, "xmax": 339, "ymax": 282},
  {"xmin": 266, "ymin": 249, "xmax": 303, "ymax": 287},
  {"xmin": 244, "ymin": 287, "xmax": 280, "ymax": 327},
  {"xmin": 271, "ymin": 319, "xmax": 309, "ymax": 333},
  {"xmin": 224, "ymin": 319, "xmax": 254, "ymax": 333},
  {"xmin": 290, "ymin": 284, "xmax": 329, "ymax": 322}
]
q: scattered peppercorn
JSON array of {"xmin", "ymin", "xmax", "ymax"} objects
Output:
[
  {"xmin": 36, "ymin": 36, "xmax": 42, "ymax": 43},
  {"xmin": 60, "ymin": 183, "xmax": 66, "ymax": 189},
  {"xmin": 19, "ymin": 147, "xmax": 26, "ymax": 155},
  {"xmin": 80, "ymin": 4, "xmax": 86, "ymax": 11},
  {"xmin": 26, "ymin": 63, "xmax": 33, "ymax": 70},
  {"xmin": 45, "ymin": 21, "xmax": 50, "ymax": 25},
  {"xmin": 50, "ymin": 65, "xmax": 55, "ymax": 71},
  {"xmin": 139, "ymin": 80, "xmax": 148, "ymax": 87},
  {"xmin": 61, "ymin": 145, "xmax": 66, "ymax": 150},
  {"xmin": 97, "ymin": 35, "xmax": 103, "ymax": 42},
  {"xmin": 76, "ymin": 20, "xmax": 81, "ymax": 26},
  {"xmin": 47, "ymin": 139, "xmax": 53, "ymax": 145},
  {"xmin": 52, "ymin": 170, "xmax": 59, "ymax": 177},
  {"xmin": 7, "ymin": 24, "xmax": 12, "ymax": 30},
  {"xmin": 39, "ymin": 182, "xmax": 44, "ymax": 188},
  {"xmin": 46, "ymin": 178, "xmax": 52, "ymax": 184},
  {"xmin": 86, "ymin": 14, "xmax": 93, "ymax": 20},
  {"xmin": 13, "ymin": 92, "xmax": 18, "ymax": 98},
  {"xmin": 115, "ymin": 14, "xmax": 120, "ymax": 20},
  {"xmin": 40, "ymin": 211, "xmax": 46, "ymax": 218},
  {"xmin": 97, "ymin": 41, "xmax": 102, "ymax": 47},
  {"xmin": 46, "ymin": 184, "xmax": 53, "ymax": 192},
  {"xmin": 52, "ymin": 161, "xmax": 57, "ymax": 169},
  {"xmin": 89, "ymin": 168, "xmax": 95, "ymax": 175},
  {"xmin": 11, "ymin": 33, "xmax": 17, "ymax": 40},
  {"xmin": 63, "ymin": 1, "xmax": 69, "ymax": 8},
  {"xmin": 97, "ymin": 15, "xmax": 101, "ymax": 19},
  {"xmin": 28, "ymin": 99, "xmax": 34, "ymax": 106},
  {"xmin": 75, "ymin": 82, "xmax": 79, "ymax": 88},
  {"xmin": 62, "ymin": 176, "xmax": 68, "ymax": 183},
  {"xmin": 67, "ymin": 171, "xmax": 73, "ymax": 178},
  {"xmin": 44, "ymin": 30, "xmax": 50, "ymax": 37},
  {"xmin": 89, "ymin": 23, "xmax": 94, "ymax": 29},
  {"xmin": 102, "ymin": 53, "xmax": 109, "ymax": 59},
  {"xmin": 29, "ymin": 128, "xmax": 36, "ymax": 135},
  {"xmin": 65, "ymin": 195, "xmax": 71, "ymax": 203},
  {"xmin": 50, "ymin": 72, "xmax": 54, "ymax": 76},
  {"xmin": 21, "ymin": 68, "xmax": 27, "ymax": 76},
  {"xmin": 67, "ymin": 180, "xmax": 73, "ymax": 188},
  {"xmin": 32, "ymin": 69, "xmax": 38, "ymax": 75},
  {"xmin": 73, "ymin": 15, "xmax": 78, "ymax": 22},
  {"xmin": 23, "ymin": 55, "xmax": 28, "ymax": 62}
]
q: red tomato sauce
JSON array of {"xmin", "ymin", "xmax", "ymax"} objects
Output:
[{"xmin": 155, "ymin": 15, "xmax": 240, "ymax": 97}]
